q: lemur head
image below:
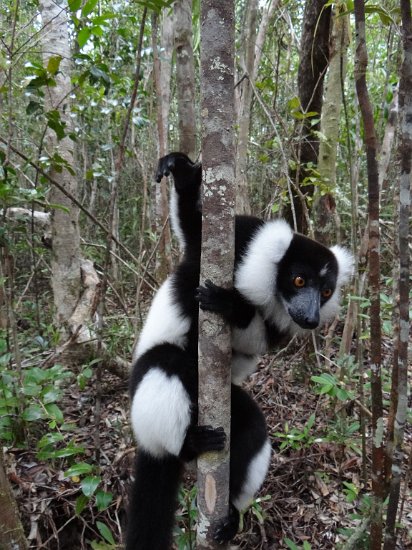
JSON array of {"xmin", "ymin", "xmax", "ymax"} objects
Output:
[
  {"xmin": 235, "ymin": 220, "xmax": 353, "ymax": 332},
  {"xmin": 276, "ymin": 234, "xmax": 352, "ymax": 329}
]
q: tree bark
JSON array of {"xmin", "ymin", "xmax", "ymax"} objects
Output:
[
  {"xmin": 197, "ymin": 1, "xmax": 235, "ymax": 547},
  {"xmin": 152, "ymin": 11, "xmax": 173, "ymax": 279},
  {"xmin": 383, "ymin": 1, "xmax": 411, "ymax": 547},
  {"xmin": 174, "ymin": 0, "xmax": 197, "ymax": 158},
  {"xmin": 353, "ymin": 2, "xmax": 384, "ymax": 548},
  {"xmin": 38, "ymin": 0, "xmax": 81, "ymax": 338},
  {"xmin": 285, "ymin": 0, "xmax": 331, "ymax": 233},
  {"xmin": 0, "ymin": 448, "xmax": 28, "ymax": 550},
  {"xmin": 235, "ymin": 0, "xmax": 279, "ymax": 215},
  {"xmin": 314, "ymin": 3, "xmax": 350, "ymax": 245},
  {"xmin": 235, "ymin": 0, "xmax": 258, "ymax": 215}
]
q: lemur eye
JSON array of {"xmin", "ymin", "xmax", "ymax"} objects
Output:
[
  {"xmin": 322, "ymin": 288, "xmax": 332, "ymax": 298},
  {"xmin": 293, "ymin": 276, "xmax": 306, "ymax": 288}
]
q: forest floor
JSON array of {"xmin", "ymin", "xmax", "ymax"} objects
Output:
[{"xmin": 6, "ymin": 335, "xmax": 412, "ymax": 549}]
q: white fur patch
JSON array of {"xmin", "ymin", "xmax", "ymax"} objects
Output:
[
  {"xmin": 170, "ymin": 188, "xmax": 186, "ymax": 251},
  {"xmin": 233, "ymin": 439, "xmax": 272, "ymax": 511},
  {"xmin": 131, "ymin": 367, "xmax": 192, "ymax": 458},
  {"xmin": 319, "ymin": 245, "xmax": 354, "ymax": 324},
  {"xmin": 319, "ymin": 265, "xmax": 329, "ymax": 277},
  {"xmin": 330, "ymin": 245, "xmax": 354, "ymax": 287},
  {"xmin": 133, "ymin": 277, "xmax": 191, "ymax": 361},
  {"xmin": 232, "ymin": 313, "xmax": 267, "ymax": 356},
  {"xmin": 231, "ymin": 354, "xmax": 259, "ymax": 385},
  {"xmin": 235, "ymin": 219, "xmax": 293, "ymax": 313}
]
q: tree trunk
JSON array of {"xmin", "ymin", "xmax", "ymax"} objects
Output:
[
  {"xmin": 235, "ymin": 0, "xmax": 258, "ymax": 215},
  {"xmin": 314, "ymin": 3, "xmax": 350, "ymax": 245},
  {"xmin": 383, "ymin": 1, "xmax": 411, "ymax": 547},
  {"xmin": 39, "ymin": 0, "xmax": 81, "ymax": 338},
  {"xmin": 174, "ymin": 0, "xmax": 197, "ymax": 158},
  {"xmin": 353, "ymin": 2, "xmax": 384, "ymax": 548},
  {"xmin": 285, "ymin": 0, "xmax": 331, "ymax": 233},
  {"xmin": 0, "ymin": 448, "xmax": 28, "ymax": 550},
  {"xmin": 235, "ymin": 0, "xmax": 279, "ymax": 215},
  {"xmin": 152, "ymin": 12, "xmax": 173, "ymax": 279},
  {"xmin": 197, "ymin": 1, "xmax": 235, "ymax": 547}
]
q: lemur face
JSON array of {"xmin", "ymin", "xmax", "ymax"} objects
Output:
[{"xmin": 276, "ymin": 234, "xmax": 339, "ymax": 329}]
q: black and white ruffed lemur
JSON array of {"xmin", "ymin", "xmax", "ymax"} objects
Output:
[{"xmin": 126, "ymin": 153, "xmax": 353, "ymax": 549}]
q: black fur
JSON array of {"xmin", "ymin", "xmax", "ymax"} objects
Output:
[
  {"xmin": 160, "ymin": 151, "xmax": 349, "ymax": 347},
  {"xmin": 127, "ymin": 346, "xmax": 269, "ymax": 548}
]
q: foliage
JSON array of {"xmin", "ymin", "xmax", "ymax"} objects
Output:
[{"xmin": 274, "ymin": 413, "xmax": 318, "ymax": 451}]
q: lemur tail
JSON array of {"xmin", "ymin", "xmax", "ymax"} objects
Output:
[{"xmin": 126, "ymin": 450, "xmax": 183, "ymax": 550}]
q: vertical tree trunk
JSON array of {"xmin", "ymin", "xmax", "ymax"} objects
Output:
[
  {"xmin": 197, "ymin": 1, "xmax": 235, "ymax": 548},
  {"xmin": 39, "ymin": 0, "xmax": 81, "ymax": 337},
  {"xmin": 353, "ymin": 1, "xmax": 384, "ymax": 548},
  {"xmin": 285, "ymin": 0, "xmax": 331, "ymax": 233},
  {"xmin": 152, "ymin": 11, "xmax": 173, "ymax": 279},
  {"xmin": 235, "ymin": 0, "xmax": 278, "ymax": 215},
  {"xmin": 314, "ymin": 3, "xmax": 350, "ymax": 245},
  {"xmin": 235, "ymin": 0, "xmax": 258, "ymax": 215},
  {"xmin": 0, "ymin": 448, "xmax": 28, "ymax": 550},
  {"xmin": 383, "ymin": 1, "xmax": 411, "ymax": 547},
  {"xmin": 174, "ymin": 0, "xmax": 197, "ymax": 158}
]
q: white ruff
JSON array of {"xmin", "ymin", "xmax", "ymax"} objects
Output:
[
  {"xmin": 235, "ymin": 219, "xmax": 293, "ymax": 314},
  {"xmin": 330, "ymin": 245, "xmax": 354, "ymax": 287},
  {"xmin": 233, "ymin": 439, "xmax": 272, "ymax": 511},
  {"xmin": 133, "ymin": 277, "xmax": 191, "ymax": 361},
  {"xmin": 320, "ymin": 245, "xmax": 354, "ymax": 324},
  {"xmin": 131, "ymin": 367, "xmax": 192, "ymax": 458}
]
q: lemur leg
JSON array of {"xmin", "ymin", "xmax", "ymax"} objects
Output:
[{"xmin": 214, "ymin": 385, "xmax": 271, "ymax": 543}]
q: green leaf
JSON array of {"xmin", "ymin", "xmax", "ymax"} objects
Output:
[
  {"xmin": 75, "ymin": 494, "xmax": 89, "ymax": 515},
  {"xmin": 68, "ymin": 0, "xmax": 82, "ymax": 10},
  {"xmin": 82, "ymin": 0, "xmax": 98, "ymax": 17},
  {"xmin": 65, "ymin": 462, "xmax": 94, "ymax": 477},
  {"xmin": 42, "ymin": 386, "xmax": 61, "ymax": 404},
  {"xmin": 96, "ymin": 521, "xmax": 115, "ymax": 545},
  {"xmin": 22, "ymin": 382, "xmax": 42, "ymax": 397},
  {"xmin": 90, "ymin": 65, "xmax": 111, "ymax": 84},
  {"xmin": 37, "ymin": 432, "xmax": 64, "ymax": 449},
  {"xmin": 47, "ymin": 56, "xmax": 62, "ymax": 75},
  {"xmin": 284, "ymin": 538, "xmax": 300, "ymax": 550},
  {"xmin": 91, "ymin": 25, "xmax": 103, "ymax": 37},
  {"xmin": 336, "ymin": 387, "xmax": 350, "ymax": 401},
  {"xmin": 46, "ymin": 110, "xmax": 66, "ymax": 140},
  {"xmin": 23, "ymin": 404, "xmax": 45, "ymax": 421},
  {"xmin": 287, "ymin": 96, "xmax": 300, "ymax": 110},
  {"xmin": 26, "ymin": 101, "xmax": 42, "ymax": 115},
  {"xmin": 45, "ymin": 403, "xmax": 64, "ymax": 422},
  {"xmin": 95, "ymin": 490, "xmax": 113, "ymax": 511},
  {"xmin": 81, "ymin": 476, "xmax": 100, "ymax": 497},
  {"xmin": 49, "ymin": 445, "xmax": 85, "ymax": 459},
  {"xmin": 306, "ymin": 413, "xmax": 316, "ymax": 430},
  {"xmin": 92, "ymin": 13, "xmax": 116, "ymax": 25},
  {"xmin": 78, "ymin": 27, "xmax": 91, "ymax": 49}
]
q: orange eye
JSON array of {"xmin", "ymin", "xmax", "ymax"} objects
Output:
[
  {"xmin": 322, "ymin": 288, "xmax": 332, "ymax": 298},
  {"xmin": 293, "ymin": 276, "xmax": 306, "ymax": 288}
]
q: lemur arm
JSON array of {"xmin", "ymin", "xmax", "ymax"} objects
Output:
[
  {"xmin": 156, "ymin": 152, "xmax": 202, "ymax": 254},
  {"xmin": 156, "ymin": 152, "xmax": 201, "ymax": 190},
  {"xmin": 195, "ymin": 280, "xmax": 256, "ymax": 329}
]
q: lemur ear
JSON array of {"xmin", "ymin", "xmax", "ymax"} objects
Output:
[{"xmin": 330, "ymin": 245, "xmax": 354, "ymax": 286}]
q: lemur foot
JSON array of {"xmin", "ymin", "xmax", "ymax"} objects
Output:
[{"xmin": 180, "ymin": 425, "xmax": 226, "ymax": 461}]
